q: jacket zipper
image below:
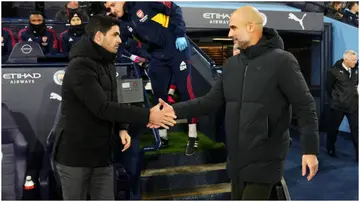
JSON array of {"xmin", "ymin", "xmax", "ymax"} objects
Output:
[
  {"xmin": 241, "ymin": 65, "xmax": 248, "ymax": 101},
  {"xmin": 238, "ymin": 65, "xmax": 248, "ymax": 147}
]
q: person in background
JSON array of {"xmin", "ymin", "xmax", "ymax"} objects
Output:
[
  {"xmin": 18, "ymin": 11, "xmax": 58, "ymax": 56},
  {"xmin": 342, "ymin": 2, "xmax": 358, "ymax": 26},
  {"xmin": 55, "ymin": 1, "xmax": 89, "ymax": 23},
  {"xmin": 326, "ymin": 2, "xmax": 344, "ymax": 20},
  {"xmin": 117, "ymin": 21, "xmax": 151, "ymax": 64},
  {"xmin": 2, "ymin": 28, "xmax": 16, "ymax": 63},
  {"xmin": 326, "ymin": 50, "xmax": 358, "ymax": 161},
  {"xmin": 59, "ymin": 12, "xmax": 86, "ymax": 55},
  {"xmin": 105, "ymin": 1, "xmax": 199, "ymax": 156}
]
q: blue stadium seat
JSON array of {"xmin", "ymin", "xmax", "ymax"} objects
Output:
[
  {"xmin": 44, "ymin": 103, "xmax": 63, "ymax": 200},
  {"xmin": 1, "ymin": 103, "xmax": 28, "ymax": 200},
  {"xmin": 6, "ymin": 41, "xmax": 44, "ymax": 63}
]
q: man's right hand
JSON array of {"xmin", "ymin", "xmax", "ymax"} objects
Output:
[{"xmin": 149, "ymin": 98, "xmax": 177, "ymax": 129}]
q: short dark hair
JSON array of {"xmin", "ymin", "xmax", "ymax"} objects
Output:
[
  {"xmin": 85, "ymin": 15, "xmax": 119, "ymax": 39},
  {"xmin": 347, "ymin": 2, "xmax": 358, "ymax": 10},
  {"xmin": 29, "ymin": 10, "xmax": 44, "ymax": 18}
]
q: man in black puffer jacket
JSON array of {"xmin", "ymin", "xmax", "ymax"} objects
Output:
[
  {"xmin": 53, "ymin": 15, "xmax": 176, "ymax": 200},
  {"xmin": 326, "ymin": 51, "xmax": 358, "ymax": 159},
  {"xmin": 158, "ymin": 6, "xmax": 320, "ymax": 200}
]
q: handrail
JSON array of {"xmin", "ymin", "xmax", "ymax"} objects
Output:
[
  {"xmin": 132, "ymin": 64, "xmax": 162, "ymax": 152},
  {"xmin": 187, "ymin": 36, "xmax": 217, "ymax": 68}
]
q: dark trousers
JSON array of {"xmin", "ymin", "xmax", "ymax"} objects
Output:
[
  {"xmin": 327, "ymin": 108, "xmax": 358, "ymax": 157},
  {"xmin": 120, "ymin": 137, "xmax": 141, "ymax": 200},
  {"xmin": 148, "ymin": 48, "xmax": 197, "ymax": 124},
  {"xmin": 231, "ymin": 176, "xmax": 273, "ymax": 200},
  {"xmin": 55, "ymin": 162, "xmax": 114, "ymax": 200},
  {"xmin": 112, "ymin": 125, "xmax": 144, "ymax": 200}
]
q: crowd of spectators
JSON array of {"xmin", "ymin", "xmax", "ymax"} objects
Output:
[
  {"xmin": 325, "ymin": 2, "xmax": 358, "ymax": 26},
  {"xmin": 287, "ymin": 2, "xmax": 358, "ymax": 27}
]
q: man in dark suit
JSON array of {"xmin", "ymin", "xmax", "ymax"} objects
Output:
[{"xmin": 53, "ymin": 15, "xmax": 176, "ymax": 200}]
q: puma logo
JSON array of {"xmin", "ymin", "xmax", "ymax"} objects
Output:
[
  {"xmin": 50, "ymin": 92, "xmax": 62, "ymax": 101},
  {"xmin": 288, "ymin": 13, "xmax": 307, "ymax": 30}
]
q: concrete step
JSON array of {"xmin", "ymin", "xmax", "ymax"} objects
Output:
[
  {"xmin": 143, "ymin": 148, "xmax": 227, "ymax": 169},
  {"xmin": 141, "ymin": 163, "xmax": 230, "ymax": 192},
  {"xmin": 142, "ymin": 182, "xmax": 231, "ymax": 200}
]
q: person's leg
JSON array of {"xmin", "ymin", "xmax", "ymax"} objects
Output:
[
  {"xmin": 167, "ymin": 75, "xmax": 177, "ymax": 104},
  {"xmin": 346, "ymin": 110, "xmax": 359, "ymax": 161},
  {"xmin": 122, "ymin": 131, "xmax": 141, "ymax": 200},
  {"xmin": 231, "ymin": 176, "xmax": 245, "ymax": 200},
  {"xmin": 171, "ymin": 46, "xmax": 198, "ymax": 156},
  {"xmin": 147, "ymin": 59, "xmax": 172, "ymax": 146},
  {"xmin": 55, "ymin": 162, "xmax": 91, "ymax": 200},
  {"xmin": 88, "ymin": 165, "xmax": 115, "ymax": 200},
  {"xmin": 241, "ymin": 182, "xmax": 273, "ymax": 200},
  {"xmin": 326, "ymin": 109, "xmax": 345, "ymax": 156}
]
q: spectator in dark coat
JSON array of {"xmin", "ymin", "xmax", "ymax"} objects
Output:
[{"xmin": 55, "ymin": 1, "xmax": 89, "ymax": 23}]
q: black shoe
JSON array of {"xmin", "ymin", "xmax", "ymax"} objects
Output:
[
  {"xmin": 185, "ymin": 137, "xmax": 198, "ymax": 156},
  {"xmin": 327, "ymin": 149, "xmax": 336, "ymax": 157},
  {"xmin": 160, "ymin": 137, "xmax": 169, "ymax": 148}
]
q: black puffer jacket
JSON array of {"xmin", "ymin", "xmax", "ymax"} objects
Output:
[
  {"xmin": 173, "ymin": 28, "xmax": 319, "ymax": 183},
  {"xmin": 327, "ymin": 59, "xmax": 358, "ymax": 114},
  {"xmin": 54, "ymin": 36, "xmax": 150, "ymax": 167}
]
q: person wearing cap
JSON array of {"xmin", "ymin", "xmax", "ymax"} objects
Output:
[{"xmin": 59, "ymin": 12, "xmax": 86, "ymax": 55}]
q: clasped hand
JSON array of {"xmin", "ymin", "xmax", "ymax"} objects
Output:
[{"xmin": 148, "ymin": 98, "xmax": 176, "ymax": 129}]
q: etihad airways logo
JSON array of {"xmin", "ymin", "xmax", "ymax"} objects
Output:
[
  {"xmin": 3, "ymin": 73, "xmax": 41, "ymax": 84},
  {"xmin": 203, "ymin": 12, "xmax": 267, "ymax": 26},
  {"xmin": 203, "ymin": 13, "xmax": 231, "ymax": 25}
]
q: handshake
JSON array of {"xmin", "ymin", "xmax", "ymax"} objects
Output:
[{"xmin": 147, "ymin": 98, "xmax": 177, "ymax": 129}]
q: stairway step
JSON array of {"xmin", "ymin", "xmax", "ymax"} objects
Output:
[
  {"xmin": 142, "ymin": 183, "xmax": 231, "ymax": 200},
  {"xmin": 142, "ymin": 162, "xmax": 226, "ymax": 177},
  {"xmin": 141, "ymin": 163, "xmax": 230, "ymax": 192},
  {"xmin": 143, "ymin": 148, "xmax": 227, "ymax": 169}
]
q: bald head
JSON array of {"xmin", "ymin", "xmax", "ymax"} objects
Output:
[
  {"xmin": 233, "ymin": 6, "xmax": 264, "ymax": 27},
  {"xmin": 228, "ymin": 6, "xmax": 264, "ymax": 49}
]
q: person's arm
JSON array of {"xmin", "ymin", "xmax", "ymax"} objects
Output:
[
  {"xmin": 278, "ymin": 52, "xmax": 319, "ymax": 154},
  {"xmin": 172, "ymin": 78, "xmax": 225, "ymax": 118},
  {"xmin": 59, "ymin": 31, "xmax": 68, "ymax": 53},
  {"xmin": 128, "ymin": 39, "xmax": 151, "ymax": 60},
  {"xmin": 326, "ymin": 69, "xmax": 336, "ymax": 99},
  {"xmin": 17, "ymin": 29, "xmax": 27, "ymax": 42},
  {"xmin": 47, "ymin": 30, "xmax": 59, "ymax": 54},
  {"xmin": 150, "ymin": 2, "xmax": 186, "ymax": 38},
  {"xmin": 4, "ymin": 29, "xmax": 16, "ymax": 54},
  {"xmin": 66, "ymin": 59, "xmax": 151, "ymax": 124}
]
